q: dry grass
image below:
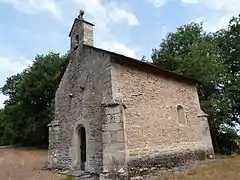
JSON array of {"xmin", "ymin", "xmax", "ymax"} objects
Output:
[
  {"xmin": 0, "ymin": 148, "xmax": 240, "ymax": 180},
  {"xmin": 0, "ymin": 147, "xmax": 63, "ymax": 180},
  {"xmin": 151, "ymin": 155, "xmax": 240, "ymax": 180}
]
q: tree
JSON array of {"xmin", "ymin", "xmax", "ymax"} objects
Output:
[
  {"xmin": 0, "ymin": 52, "xmax": 67, "ymax": 146},
  {"xmin": 215, "ymin": 14, "xmax": 240, "ymax": 127},
  {"xmin": 151, "ymin": 22, "xmax": 227, "ymax": 153},
  {"xmin": 0, "ymin": 109, "xmax": 6, "ymax": 145}
]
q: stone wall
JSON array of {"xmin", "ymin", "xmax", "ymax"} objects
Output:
[
  {"xmin": 48, "ymin": 45, "xmax": 112, "ymax": 173},
  {"xmin": 101, "ymin": 101, "xmax": 128, "ymax": 178},
  {"xmin": 110, "ymin": 61, "xmax": 214, "ymax": 172},
  {"xmin": 70, "ymin": 18, "xmax": 93, "ymax": 51},
  {"xmin": 48, "ymin": 42, "xmax": 214, "ymax": 178},
  {"xmin": 127, "ymin": 149, "xmax": 207, "ymax": 177},
  {"xmin": 83, "ymin": 23, "xmax": 94, "ymax": 46}
]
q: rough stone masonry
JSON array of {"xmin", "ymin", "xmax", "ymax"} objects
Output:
[{"xmin": 47, "ymin": 10, "xmax": 214, "ymax": 179}]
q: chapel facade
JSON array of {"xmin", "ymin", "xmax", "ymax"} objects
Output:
[{"xmin": 48, "ymin": 10, "xmax": 214, "ymax": 179}]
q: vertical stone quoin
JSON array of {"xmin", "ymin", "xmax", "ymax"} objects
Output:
[
  {"xmin": 197, "ymin": 112, "xmax": 215, "ymax": 156},
  {"xmin": 47, "ymin": 122, "xmax": 60, "ymax": 169},
  {"xmin": 101, "ymin": 100, "xmax": 128, "ymax": 179}
]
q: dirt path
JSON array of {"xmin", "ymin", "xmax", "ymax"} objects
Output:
[{"xmin": 0, "ymin": 148, "xmax": 63, "ymax": 180}]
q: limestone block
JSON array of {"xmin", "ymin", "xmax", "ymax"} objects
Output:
[
  {"xmin": 111, "ymin": 131, "xmax": 117, "ymax": 142},
  {"xmin": 105, "ymin": 123, "xmax": 122, "ymax": 131},
  {"xmin": 102, "ymin": 132, "xmax": 111, "ymax": 144},
  {"xmin": 105, "ymin": 115, "xmax": 113, "ymax": 124},
  {"xmin": 104, "ymin": 142, "xmax": 125, "ymax": 152},
  {"xmin": 111, "ymin": 151, "xmax": 125, "ymax": 165},
  {"xmin": 117, "ymin": 131, "xmax": 124, "ymax": 142},
  {"xmin": 112, "ymin": 113, "xmax": 121, "ymax": 123},
  {"xmin": 105, "ymin": 106, "xmax": 120, "ymax": 115}
]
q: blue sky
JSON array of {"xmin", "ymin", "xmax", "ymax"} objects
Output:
[{"xmin": 0, "ymin": 0, "xmax": 239, "ymax": 107}]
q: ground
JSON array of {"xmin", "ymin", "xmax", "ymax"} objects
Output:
[
  {"xmin": 0, "ymin": 148, "xmax": 240, "ymax": 180},
  {"xmin": 0, "ymin": 147, "xmax": 63, "ymax": 180},
  {"xmin": 150, "ymin": 155, "xmax": 240, "ymax": 180}
]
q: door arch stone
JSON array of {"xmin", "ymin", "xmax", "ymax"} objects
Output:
[{"xmin": 76, "ymin": 124, "xmax": 86, "ymax": 171}]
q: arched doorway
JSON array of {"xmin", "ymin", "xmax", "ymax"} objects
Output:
[{"xmin": 77, "ymin": 125, "xmax": 86, "ymax": 171}]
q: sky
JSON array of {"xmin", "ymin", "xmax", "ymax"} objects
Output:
[{"xmin": 0, "ymin": 0, "xmax": 239, "ymax": 108}]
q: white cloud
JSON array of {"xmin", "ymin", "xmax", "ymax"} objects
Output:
[
  {"xmin": 182, "ymin": 0, "xmax": 240, "ymax": 32},
  {"xmin": 108, "ymin": 5, "xmax": 139, "ymax": 25},
  {"xmin": 0, "ymin": 0, "xmax": 62, "ymax": 19},
  {"xmin": 73, "ymin": 0, "xmax": 105, "ymax": 17},
  {"xmin": 150, "ymin": 0, "xmax": 167, "ymax": 7},
  {"xmin": 0, "ymin": 56, "xmax": 32, "ymax": 75},
  {"xmin": 198, "ymin": 15, "xmax": 233, "ymax": 32},
  {"xmin": 0, "ymin": 56, "xmax": 32, "ymax": 107},
  {"xmin": 99, "ymin": 41, "xmax": 137, "ymax": 59},
  {"xmin": 73, "ymin": 0, "xmax": 140, "ymax": 27},
  {"xmin": 0, "ymin": 95, "xmax": 7, "ymax": 108},
  {"xmin": 72, "ymin": 0, "xmax": 140, "ymax": 58},
  {"xmin": 186, "ymin": 0, "xmax": 240, "ymax": 13},
  {"xmin": 181, "ymin": 0, "xmax": 198, "ymax": 4}
]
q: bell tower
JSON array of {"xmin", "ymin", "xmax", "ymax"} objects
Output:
[{"xmin": 69, "ymin": 10, "xmax": 95, "ymax": 51}]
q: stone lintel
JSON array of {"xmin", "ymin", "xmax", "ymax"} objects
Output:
[
  {"xmin": 48, "ymin": 121, "xmax": 60, "ymax": 127},
  {"xmin": 197, "ymin": 113, "xmax": 209, "ymax": 118},
  {"xmin": 101, "ymin": 99, "xmax": 127, "ymax": 109}
]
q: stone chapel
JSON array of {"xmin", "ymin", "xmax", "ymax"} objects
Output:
[{"xmin": 48, "ymin": 10, "xmax": 214, "ymax": 179}]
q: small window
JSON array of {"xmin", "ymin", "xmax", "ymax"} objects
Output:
[
  {"xmin": 177, "ymin": 105, "xmax": 185, "ymax": 124},
  {"xmin": 75, "ymin": 34, "xmax": 80, "ymax": 44}
]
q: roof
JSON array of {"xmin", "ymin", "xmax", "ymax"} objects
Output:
[
  {"xmin": 69, "ymin": 18, "xmax": 95, "ymax": 37},
  {"xmin": 83, "ymin": 44, "xmax": 198, "ymax": 85}
]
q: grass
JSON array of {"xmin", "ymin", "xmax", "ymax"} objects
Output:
[
  {"xmin": 60, "ymin": 175, "xmax": 74, "ymax": 180},
  {"xmin": 150, "ymin": 155, "xmax": 240, "ymax": 180},
  {"xmin": 0, "ymin": 147, "xmax": 63, "ymax": 180},
  {"xmin": 0, "ymin": 148, "xmax": 240, "ymax": 180}
]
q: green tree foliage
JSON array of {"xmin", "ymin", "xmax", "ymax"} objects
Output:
[
  {"xmin": 215, "ymin": 15, "xmax": 240, "ymax": 126},
  {"xmin": 217, "ymin": 128, "xmax": 240, "ymax": 155},
  {"xmin": 152, "ymin": 18, "xmax": 240, "ymax": 154},
  {"xmin": 0, "ymin": 109, "xmax": 6, "ymax": 145},
  {"xmin": 0, "ymin": 52, "xmax": 67, "ymax": 146},
  {"xmin": 212, "ymin": 15, "xmax": 240, "ymax": 154}
]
